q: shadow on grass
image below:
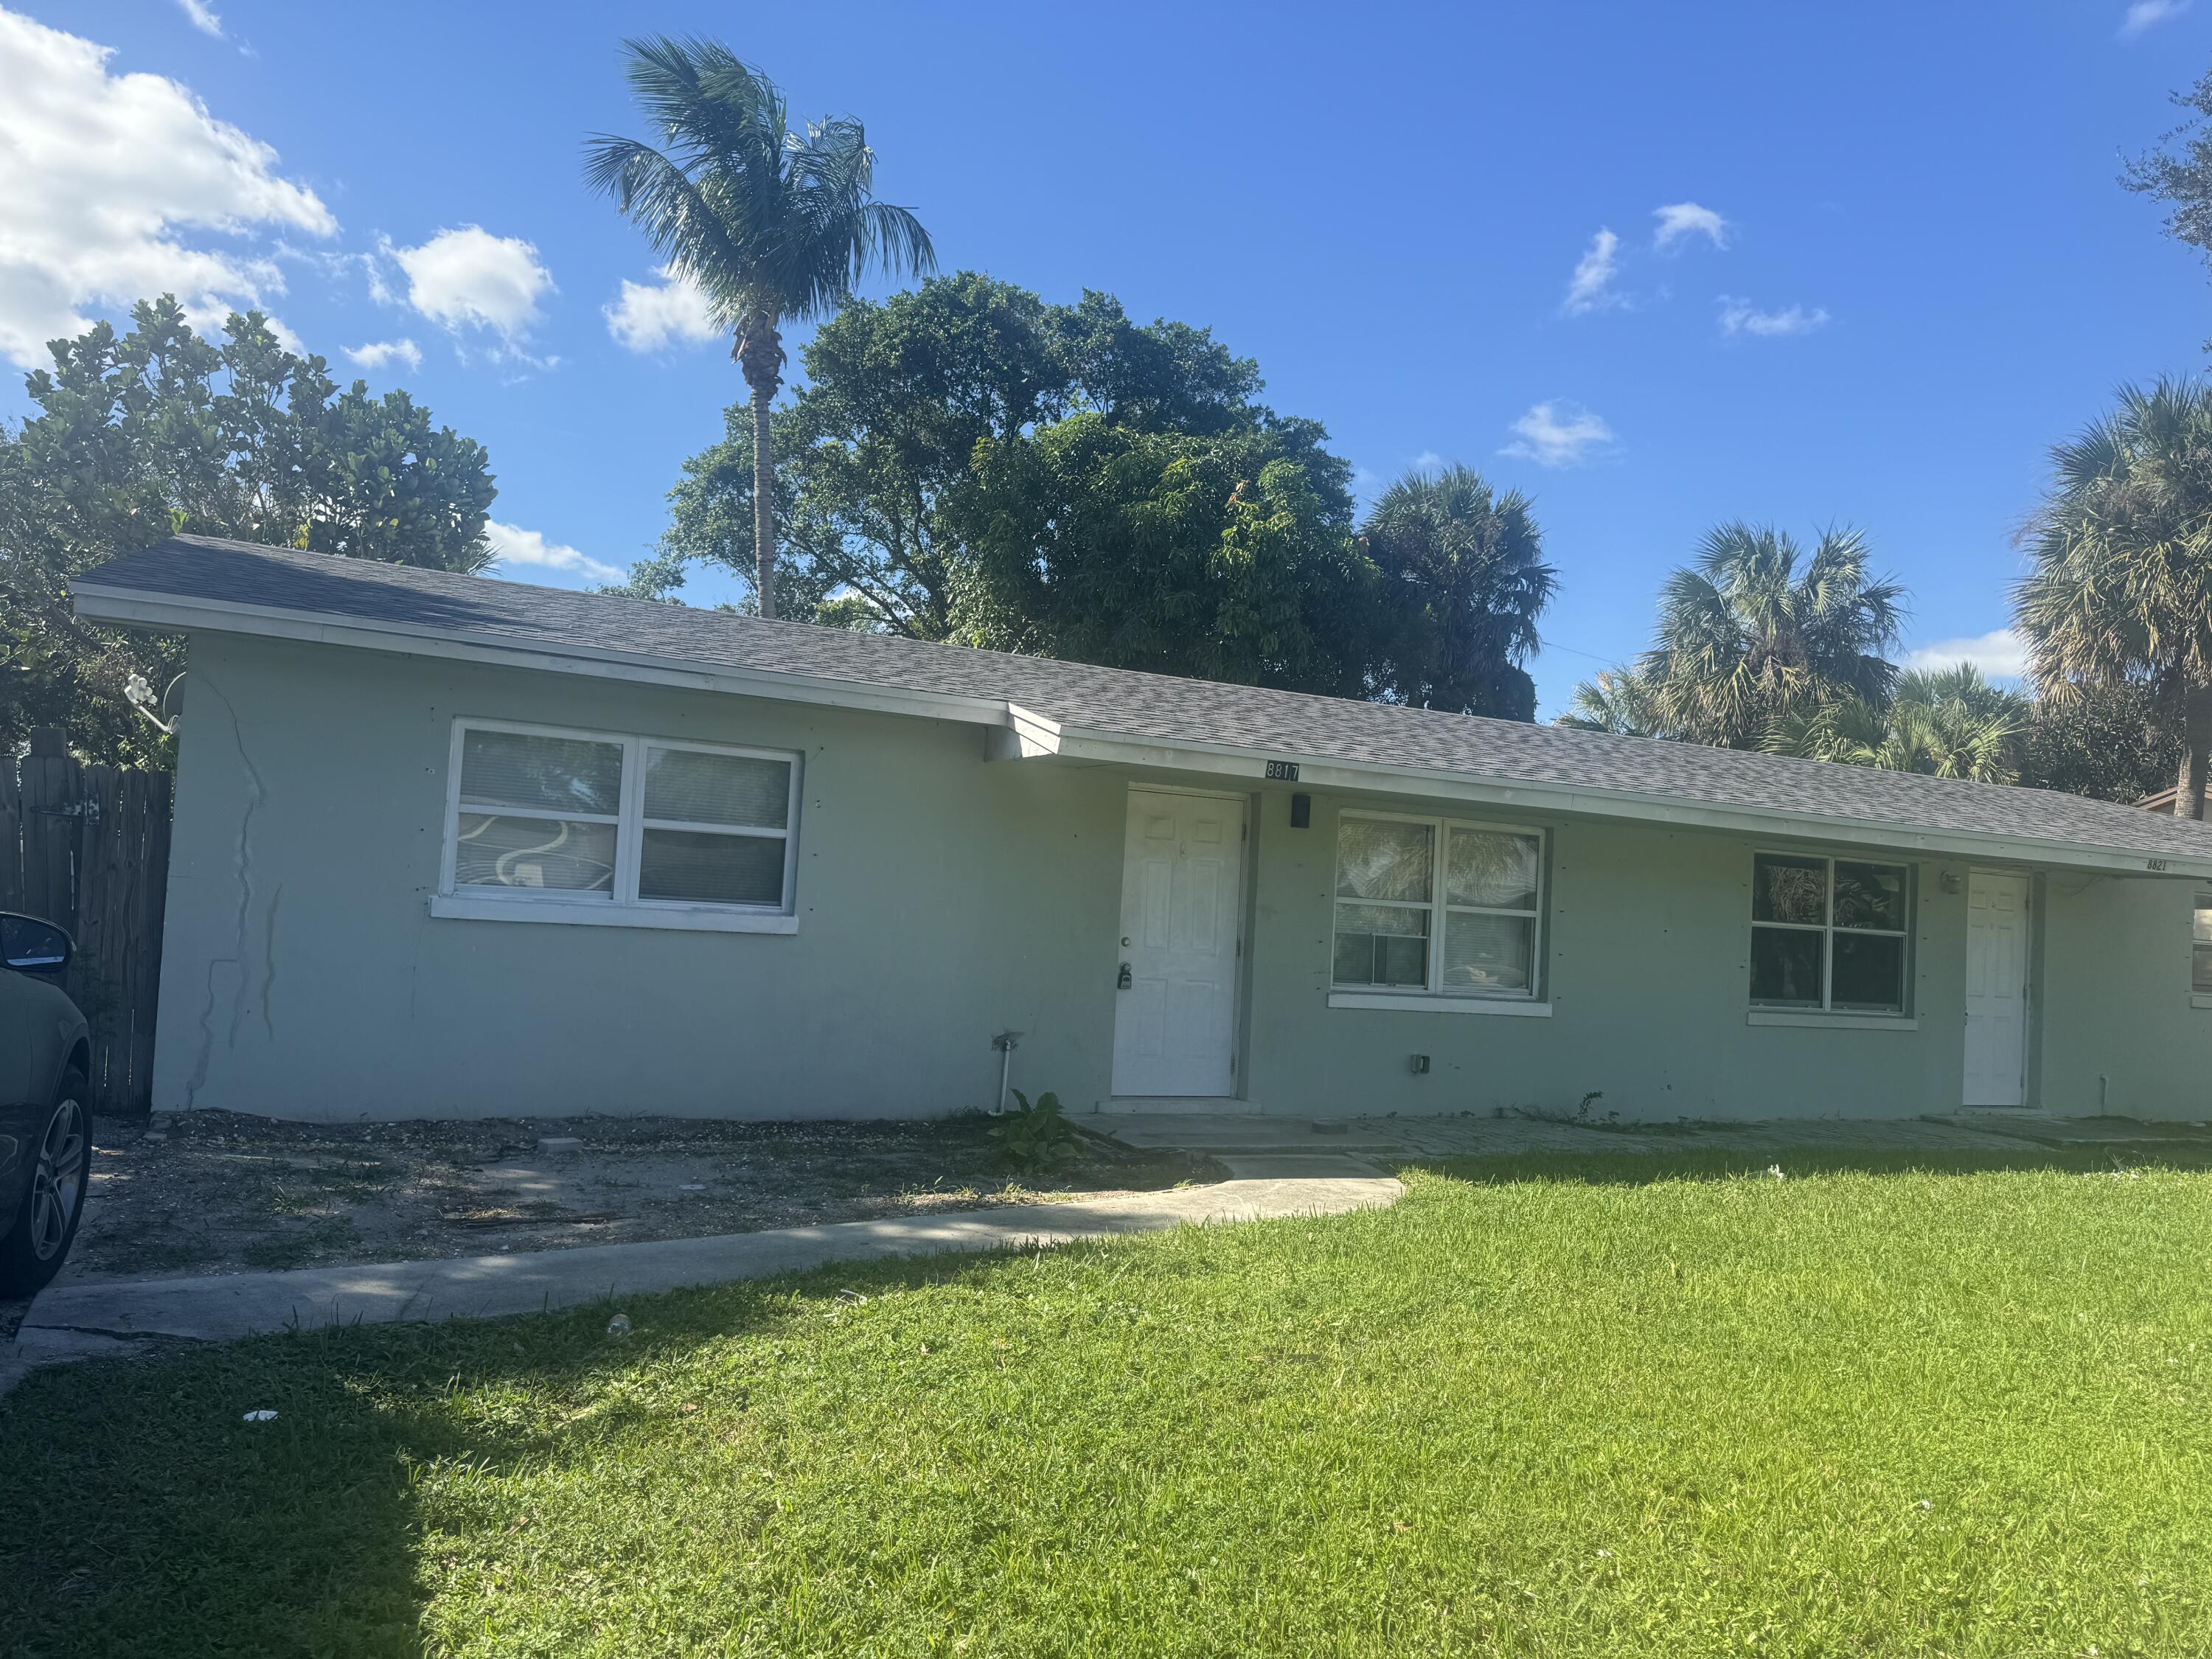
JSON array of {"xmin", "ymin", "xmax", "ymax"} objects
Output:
[
  {"xmin": 1398, "ymin": 1139, "xmax": 2212, "ymax": 1188},
  {"xmin": 0, "ymin": 1250, "xmax": 1021, "ymax": 1659}
]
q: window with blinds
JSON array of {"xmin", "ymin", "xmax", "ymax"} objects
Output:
[{"xmin": 443, "ymin": 721, "xmax": 799, "ymax": 917}]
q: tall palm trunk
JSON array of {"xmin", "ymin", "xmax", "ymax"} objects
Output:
[
  {"xmin": 2181, "ymin": 684, "xmax": 2212, "ymax": 821},
  {"xmin": 734, "ymin": 313, "xmax": 785, "ymax": 621}
]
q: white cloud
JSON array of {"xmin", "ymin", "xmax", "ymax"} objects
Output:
[
  {"xmin": 175, "ymin": 0, "xmax": 223, "ymax": 37},
  {"xmin": 386, "ymin": 226, "xmax": 552, "ymax": 344},
  {"xmin": 1410, "ymin": 450, "xmax": 1447, "ymax": 472},
  {"xmin": 1562, "ymin": 229, "xmax": 1624, "ymax": 316},
  {"xmin": 1905, "ymin": 629, "xmax": 2026, "ymax": 680},
  {"xmin": 0, "ymin": 8, "xmax": 334, "ymax": 367},
  {"xmin": 484, "ymin": 521, "xmax": 625, "ymax": 588},
  {"xmin": 1653, "ymin": 201, "xmax": 1731, "ymax": 251},
  {"xmin": 1500, "ymin": 401, "xmax": 1615, "ymax": 467},
  {"xmin": 2121, "ymin": 0, "xmax": 2191, "ymax": 37},
  {"xmin": 344, "ymin": 338, "xmax": 421, "ymax": 373},
  {"xmin": 1717, "ymin": 296, "xmax": 1832, "ymax": 338},
  {"xmin": 605, "ymin": 265, "xmax": 721, "ymax": 352}
]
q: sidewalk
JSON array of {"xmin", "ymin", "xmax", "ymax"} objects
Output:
[{"xmin": 3, "ymin": 1169, "xmax": 1399, "ymax": 1391}]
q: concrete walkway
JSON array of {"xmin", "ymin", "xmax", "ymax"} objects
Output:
[{"xmin": 2, "ymin": 1172, "xmax": 1399, "ymax": 1389}]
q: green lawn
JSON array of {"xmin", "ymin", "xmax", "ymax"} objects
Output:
[{"xmin": 8, "ymin": 1145, "xmax": 2212, "ymax": 1657}]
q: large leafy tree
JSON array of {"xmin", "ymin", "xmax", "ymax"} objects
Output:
[
  {"xmin": 634, "ymin": 274, "xmax": 1073, "ymax": 633},
  {"xmin": 2015, "ymin": 378, "xmax": 2212, "ymax": 818},
  {"xmin": 641, "ymin": 272, "xmax": 1560, "ymax": 709},
  {"xmin": 1358, "ymin": 466, "xmax": 1556, "ymax": 720},
  {"xmin": 634, "ymin": 274, "xmax": 1273, "ymax": 639},
  {"xmin": 954, "ymin": 414, "xmax": 1377, "ymax": 694},
  {"xmin": 0, "ymin": 297, "xmax": 497, "ymax": 765},
  {"xmin": 585, "ymin": 37, "xmax": 933, "ymax": 620},
  {"xmin": 1574, "ymin": 524, "xmax": 1904, "ymax": 749}
]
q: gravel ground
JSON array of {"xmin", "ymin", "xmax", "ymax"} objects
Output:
[{"xmin": 58, "ymin": 1110, "xmax": 1221, "ymax": 1284}]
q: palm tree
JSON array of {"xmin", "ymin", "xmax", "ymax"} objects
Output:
[
  {"xmin": 2015, "ymin": 378, "xmax": 2212, "ymax": 818},
  {"xmin": 1556, "ymin": 666, "xmax": 1663, "ymax": 736},
  {"xmin": 585, "ymin": 38, "xmax": 933, "ymax": 619},
  {"xmin": 1630, "ymin": 523, "xmax": 1905, "ymax": 749},
  {"xmin": 1770, "ymin": 664, "xmax": 2028, "ymax": 784},
  {"xmin": 1360, "ymin": 466, "xmax": 1557, "ymax": 720}
]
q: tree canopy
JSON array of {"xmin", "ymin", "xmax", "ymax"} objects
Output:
[
  {"xmin": 0, "ymin": 296, "xmax": 498, "ymax": 765},
  {"xmin": 639, "ymin": 272, "xmax": 1559, "ymax": 714}
]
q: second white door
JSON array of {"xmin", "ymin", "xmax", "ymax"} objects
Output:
[
  {"xmin": 1963, "ymin": 870, "xmax": 2030, "ymax": 1107},
  {"xmin": 1110, "ymin": 789, "xmax": 1245, "ymax": 1098}
]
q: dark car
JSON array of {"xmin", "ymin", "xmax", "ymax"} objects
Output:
[{"xmin": 0, "ymin": 913, "xmax": 90, "ymax": 1295}]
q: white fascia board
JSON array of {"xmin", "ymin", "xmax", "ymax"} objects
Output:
[
  {"xmin": 72, "ymin": 585, "xmax": 1012, "ymax": 731},
  {"xmin": 1027, "ymin": 720, "xmax": 2212, "ymax": 880},
  {"xmin": 1004, "ymin": 702, "xmax": 1064, "ymax": 758}
]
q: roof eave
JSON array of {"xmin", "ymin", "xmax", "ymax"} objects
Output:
[
  {"xmin": 77, "ymin": 582, "xmax": 2212, "ymax": 881},
  {"xmin": 72, "ymin": 582, "xmax": 1012, "ymax": 731},
  {"xmin": 1012, "ymin": 714, "xmax": 2212, "ymax": 880}
]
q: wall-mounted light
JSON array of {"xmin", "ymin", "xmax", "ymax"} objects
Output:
[{"xmin": 1290, "ymin": 792, "xmax": 1311, "ymax": 829}]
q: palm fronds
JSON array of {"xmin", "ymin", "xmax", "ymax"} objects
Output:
[
  {"xmin": 1633, "ymin": 523, "xmax": 1905, "ymax": 748},
  {"xmin": 584, "ymin": 38, "xmax": 936, "ymax": 332}
]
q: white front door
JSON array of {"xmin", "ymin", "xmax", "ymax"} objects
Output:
[
  {"xmin": 1110, "ymin": 788, "xmax": 1245, "ymax": 1098},
  {"xmin": 1963, "ymin": 870, "xmax": 2031, "ymax": 1107}
]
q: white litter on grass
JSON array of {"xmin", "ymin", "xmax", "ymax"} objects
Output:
[
  {"xmin": 1767, "ymin": 1164, "xmax": 1785, "ymax": 1180},
  {"xmin": 606, "ymin": 1313, "xmax": 632, "ymax": 1340},
  {"xmin": 242, "ymin": 1410, "xmax": 278, "ymax": 1423}
]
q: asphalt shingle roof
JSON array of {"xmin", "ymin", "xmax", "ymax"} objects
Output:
[{"xmin": 75, "ymin": 535, "xmax": 2212, "ymax": 866}]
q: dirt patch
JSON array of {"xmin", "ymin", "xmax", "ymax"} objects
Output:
[{"xmin": 64, "ymin": 1111, "xmax": 1221, "ymax": 1284}]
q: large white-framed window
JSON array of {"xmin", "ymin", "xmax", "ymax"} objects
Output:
[
  {"xmin": 1329, "ymin": 810, "xmax": 1545, "ymax": 1007},
  {"xmin": 1749, "ymin": 852, "xmax": 1911, "ymax": 1015},
  {"xmin": 431, "ymin": 719, "xmax": 801, "ymax": 933},
  {"xmin": 2193, "ymin": 896, "xmax": 2212, "ymax": 1001}
]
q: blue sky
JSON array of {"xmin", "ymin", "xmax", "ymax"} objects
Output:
[{"xmin": 3, "ymin": 1, "xmax": 2208, "ymax": 714}]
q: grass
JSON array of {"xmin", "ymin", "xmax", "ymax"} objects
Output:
[{"xmin": 8, "ymin": 1144, "xmax": 2212, "ymax": 1656}]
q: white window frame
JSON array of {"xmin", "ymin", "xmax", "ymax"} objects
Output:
[
  {"xmin": 1326, "ymin": 808, "xmax": 1548, "ymax": 1012},
  {"xmin": 429, "ymin": 718, "xmax": 803, "ymax": 934},
  {"xmin": 1748, "ymin": 850, "xmax": 1912, "ymax": 1017},
  {"xmin": 2192, "ymin": 893, "xmax": 2212, "ymax": 1008}
]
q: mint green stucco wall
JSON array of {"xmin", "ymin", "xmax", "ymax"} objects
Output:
[
  {"xmin": 154, "ymin": 630, "xmax": 2212, "ymax": 1122},
  {"xmin": 158, "ymin": 633, "xmax": 1130, "ymax": 1121},
  {"xmin": 2034, "ymin": 872, "xmax": 2212, "ymax": 1119},
  {"xmin": 1243, "ymin": 792, "xmax": 1968, "ymax": 1120}
]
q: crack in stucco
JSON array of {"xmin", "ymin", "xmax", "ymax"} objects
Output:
[
  {"xmin": 259, "ymin": 884, "xmax": 282, "ymax": 1043},
  {"xmin": 182, "ymin": 673, "xmax": 267, "ymax": 1110}
]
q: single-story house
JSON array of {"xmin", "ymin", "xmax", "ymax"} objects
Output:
[{"xmin": 72, "ymin": 535, "xmax": 2212, "ymax": 1124}]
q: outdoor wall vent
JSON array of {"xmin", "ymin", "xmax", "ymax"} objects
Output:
[{"xmin": 1408, "ymin": 1054, "xmax": 1430, "ymax": 1075}]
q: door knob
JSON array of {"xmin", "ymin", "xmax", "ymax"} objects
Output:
[{"xmin": 1117, "ymin": 962, "xmax": 1133, "ymax": 990}]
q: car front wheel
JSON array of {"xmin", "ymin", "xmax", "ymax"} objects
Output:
[{"xmin": 0, "ymin": 1071, "xmax": 88, "ymax": 1295}]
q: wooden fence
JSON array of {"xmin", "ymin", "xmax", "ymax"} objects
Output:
[{"xmin": 0, "ymin": 730, "xmax": 172, "ymax": 1114}]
